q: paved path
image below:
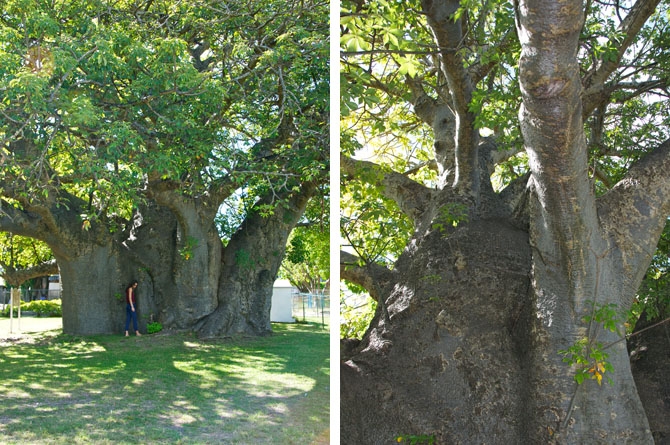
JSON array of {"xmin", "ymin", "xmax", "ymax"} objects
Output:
[{"xmin": 0, "ymin": 314, "xmax": 62, "ymax": 340}]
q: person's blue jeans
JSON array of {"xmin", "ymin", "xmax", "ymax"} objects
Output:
[{"xmin": 125, "ymin": 304, "xmax": 138, "ymax": 332}]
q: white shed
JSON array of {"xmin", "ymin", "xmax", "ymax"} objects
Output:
[{"xmin": 271, "ymin": 279, "xmax": 295, "ymax": 323}]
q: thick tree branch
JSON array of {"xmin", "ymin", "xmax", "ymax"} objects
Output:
[
  {"xmin": 420, "ymin": 0, "xmax": 479, "ymax": 194},
  {"xmin": 340, "ymin": 250, "xmax": 395, "ymax": 302},
  {"xmin": 517, "ymin": 0, "xmax": 605, "ymax": 311},
  {"xmin": 582, "ymin": 0, "xmax": 662, "ymax": 116},
  {"xmin": 406, "ymin": 76, "xmax": 439, "ymax": 127},
  {"xmin": 341, "ymin": 154, "xmax": 436, "ymax": 226},
  {"xmin": 518, "ymin": 0, "xmax": 591, "ymax": 206},
  {"xmin": 407, "ymin": 78, "xmax": 457, "ymax": 183},
  {"xmin": 597, "ymin": 139, "xmax": 670, "ymax": 292},
  {"xmin": 1, "ymin": 259, "xmax": 59, "ymax": 287},
  {"xmin": 0, "ymin": 191, "xmax": 116, "ymax": 261},
  {"xmin": 148, "ymin": 173, "xmax": 237, "ymax": 224},
  {"xmin": 0, "ymin": 201, "xmax": 43, "ymax": 238},
  {"xmin": 402, "ymin": 159, "xmax": 438, "ymax": 177}
]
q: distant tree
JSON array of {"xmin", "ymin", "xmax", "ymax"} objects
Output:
[
  {"xmin": 0, "ymin": 233, "xmax": 57, "ymax": 287},
  {"xmin": 281, "ymin": 196, "xmax": 330, "ymax": 294}
]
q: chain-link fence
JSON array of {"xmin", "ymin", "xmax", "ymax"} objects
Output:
[{"xmin": 292, "ymin": 291, "xmax": 330, "ymax": 327}]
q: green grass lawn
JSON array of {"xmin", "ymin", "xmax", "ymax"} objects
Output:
[{"xmin": 0, "ymin": 322, "xmax": 329, "ymax": 444}]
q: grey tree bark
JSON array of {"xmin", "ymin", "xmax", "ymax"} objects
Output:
[
  {"xmin": 0, "ymin": 191, "xmax": 139, "ymax": 334},
  {"xmin": 195, "ymin": 182, "xmax": 318, "ymax": 337},
  {"xmin": 341, "ymin": 0, "xmax": 668, "ymax": 442},
  {"xmin": 0, "ymin": 180, "xmax": 316, "ymax": 337},
  {"xmin": 628, "ymin": 311, "xmax": 670, "ymax": 443}
]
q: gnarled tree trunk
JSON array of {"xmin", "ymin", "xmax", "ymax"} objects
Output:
[
  {"xmin": 196, "ymin": 183, "xmax": 317, "ymax": 337},
  {"xmin": 341, "ymin": 0, "xmax": 668, "ymax": 442},
  {"xmin": 0, "ymin": 193, "xmax": 141, "ymax": 334}
]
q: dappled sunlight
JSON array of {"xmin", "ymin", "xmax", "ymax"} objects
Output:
[
  {"xmin": 217, "ymin": 407, "xmax": 248, "ymax": 419},
  {"xmin": 173, "ymin": 355, "xmax": 317, "ymax": 398},
  {"xmin": 2, "ymin": 352, "xmax": 30, "ymax": 360},
  {"xmin": 52, "ymin": 340, "xmax": 107, "ymax": 355},
  {"xmin": 183, "ymin": 341, "xmax": 216, "ymax": 351},
  {"xmin": 172, "ymin": 359, "xmax": 220, "ymax": 389},
  {"xmin": 171, "ymin": 398, "xmax": 199, "ymax": 410},
  {"xmin": 160, "ymin": 409, "xmax": 199, "ymax": 428},
  {"xmin": 239, "ymin": 372, "xmax": 316, "ymax": 398},
  {"xmin": 268, "ymin": 402, "xmax": 289, "ymax": 414},
  {"xmin": 0, "ymin": 386, "xmax": 32, "ymax": 398},
  {"xmin": 0, "ymin": 323, "xmax": 329, "ymax": 444},
  {"xmin": 78, "ymin": 361, "xmax": 127, "ymax": 378}
]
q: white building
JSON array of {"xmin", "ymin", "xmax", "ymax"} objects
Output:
[{"xmin": 271, "ymin": 279, "xmax": 296, "ymax": 323}]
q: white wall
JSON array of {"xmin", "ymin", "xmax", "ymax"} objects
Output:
[{"xmin": 271, "ymin": 279, "xmax": 295, "ymax": 323}]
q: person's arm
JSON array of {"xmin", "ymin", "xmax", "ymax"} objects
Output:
[{"xmin": 130, "ymin": 289, "xmax": 135, "ymax": 312}]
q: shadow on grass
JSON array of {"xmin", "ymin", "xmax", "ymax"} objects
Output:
[{"xmin": 0, "ymin": 322, "xmax": 329, "ymax": 444}]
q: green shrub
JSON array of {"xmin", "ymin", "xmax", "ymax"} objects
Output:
[
  {"xmin": 28, "ymin": 299, "xmax": 62, "ymax": 317},
  {"xmin": 1, "ymin": 304, "xmax": 15, "ymax": 317},
  {"xmin": 147, "ymin": 321, "xmax": 163, "ymax": 334},
  {"xmin": 1, "ymin": 299, "xmax": 62, "ymax": 317}
]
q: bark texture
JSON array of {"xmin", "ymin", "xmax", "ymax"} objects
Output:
[
  {"xmin": 195, "ymin": 183, "xmax": 317, "ymax": 337},
  {"xmin": 341, "ymin": 0, "xmax": 668, "ymax": 442},
  {"xmin": 0, "ymin": 184, "xmax": 314, "ymax": 336},
  {"xmin": 629, "ymin": 314, "xmax": 670, "ymax": 444},
  {"xmin": 342, "ymin": 219, "xmax": 531, "ymax": 443}
]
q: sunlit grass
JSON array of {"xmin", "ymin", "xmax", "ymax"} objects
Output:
[{"xmin": 0, "ymin": 322, "xmax": 329, "ymax": 444}]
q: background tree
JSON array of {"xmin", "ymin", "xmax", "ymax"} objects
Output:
[
  {"xmin": 0, "ymin": 0, "xmax": 328, "ymax": 335},
  {"xmin": 281, "ymin": 196, "xmax": 330, "ymax": 295},
  {"xmin": 0, "ymin": 233, "xmax": 57, "ymax": 289},
  {"xmin": 340, "ymin": 0, "xmax": 670, "ymax": 442}
]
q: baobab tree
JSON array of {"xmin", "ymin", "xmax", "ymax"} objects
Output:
[
  {"xmin": 341, "ymin": 0, "xmax": 669, "ymax": 442},
  {"xmin": 0, "ymin": 0, "xmax": 328, "ymax": 336}
]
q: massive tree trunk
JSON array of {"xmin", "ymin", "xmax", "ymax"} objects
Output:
[
  {"xmin": 0, "ymin": 177, "xmax": 317, "ymax": 336},
  {"xmin": 341, "ymin": 152, "xmax": 669, "ymax": 442},
  {"xmin": 57, "ymin": 244, "xmax": 128, "ymax": 335},
  {"xmin": 195, "ymin": 182, "xmax": 317, "ymax": 337},
  {"xmin": 341, "ymin": 0, "xmax": 668, "ymax": 442},
  {"xmin": 0, "ymin": 193, "xmax": 140, "ymax": 334},
  {"xmin": 342, "ymin": 218, "xmax": 534, "ymax": 443},
  {"xmin": 142, "ymin": 182, "xmax": 225, "ymax": 330}
]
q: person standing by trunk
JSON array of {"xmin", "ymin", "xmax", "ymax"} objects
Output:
[{"xmin": 124, "ymin": 281, "xmax": 141, "ymax": 336}]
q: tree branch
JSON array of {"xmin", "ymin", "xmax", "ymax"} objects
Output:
[
  {"xmin": 1, "ymin": 259, "xmax": 59, "ymax": 287},
  {"xmin": 406, "ymin": 77, "xmax": 457, "ymax": 184},
  {"xmin": 406, "ymin": 76, "xmax": 439, "ymax": 126},
  {"xmin": 517, "ymin": 0, "xmax": 604, "ymax": 309},
  {"xmin": 341, "ymin": 154, "xmax": 436, "ymax": 226},
  {"xmin": 597, "ymin": 139, "xmax": 670, "ymax": 293},
  {"xmin": 420, "ymin": 0, "xmax": 479, "ymax": 194},
  {"xmin": 582, "ymin": 0, "xmax": 662, "ymax": 116},
  {"xmin": 340, "ymin": 250, "xmax": 395, "ymax": 302}
]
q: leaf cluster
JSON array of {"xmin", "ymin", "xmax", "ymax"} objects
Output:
[
  {"xmin": 559, "ymin": 300, "xmax": 624, "ymax": 386},
  {"xmin": 281, "ymin": 190, "xmax": 330, "ymax": 292},
  {"xmin": 631, "ymin": 220, "xmax": 670, "ymax": 325},
  {"xmin": 0, "ymin": 232, "xmax": 53, "ymax": 270},
  {"xmin": 1, "ymin": 0, "xmax": 329, "ymax": 225},
  {"xmin": 340, "ymin": 294, "xmax": 376, "ymax": 339}
]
